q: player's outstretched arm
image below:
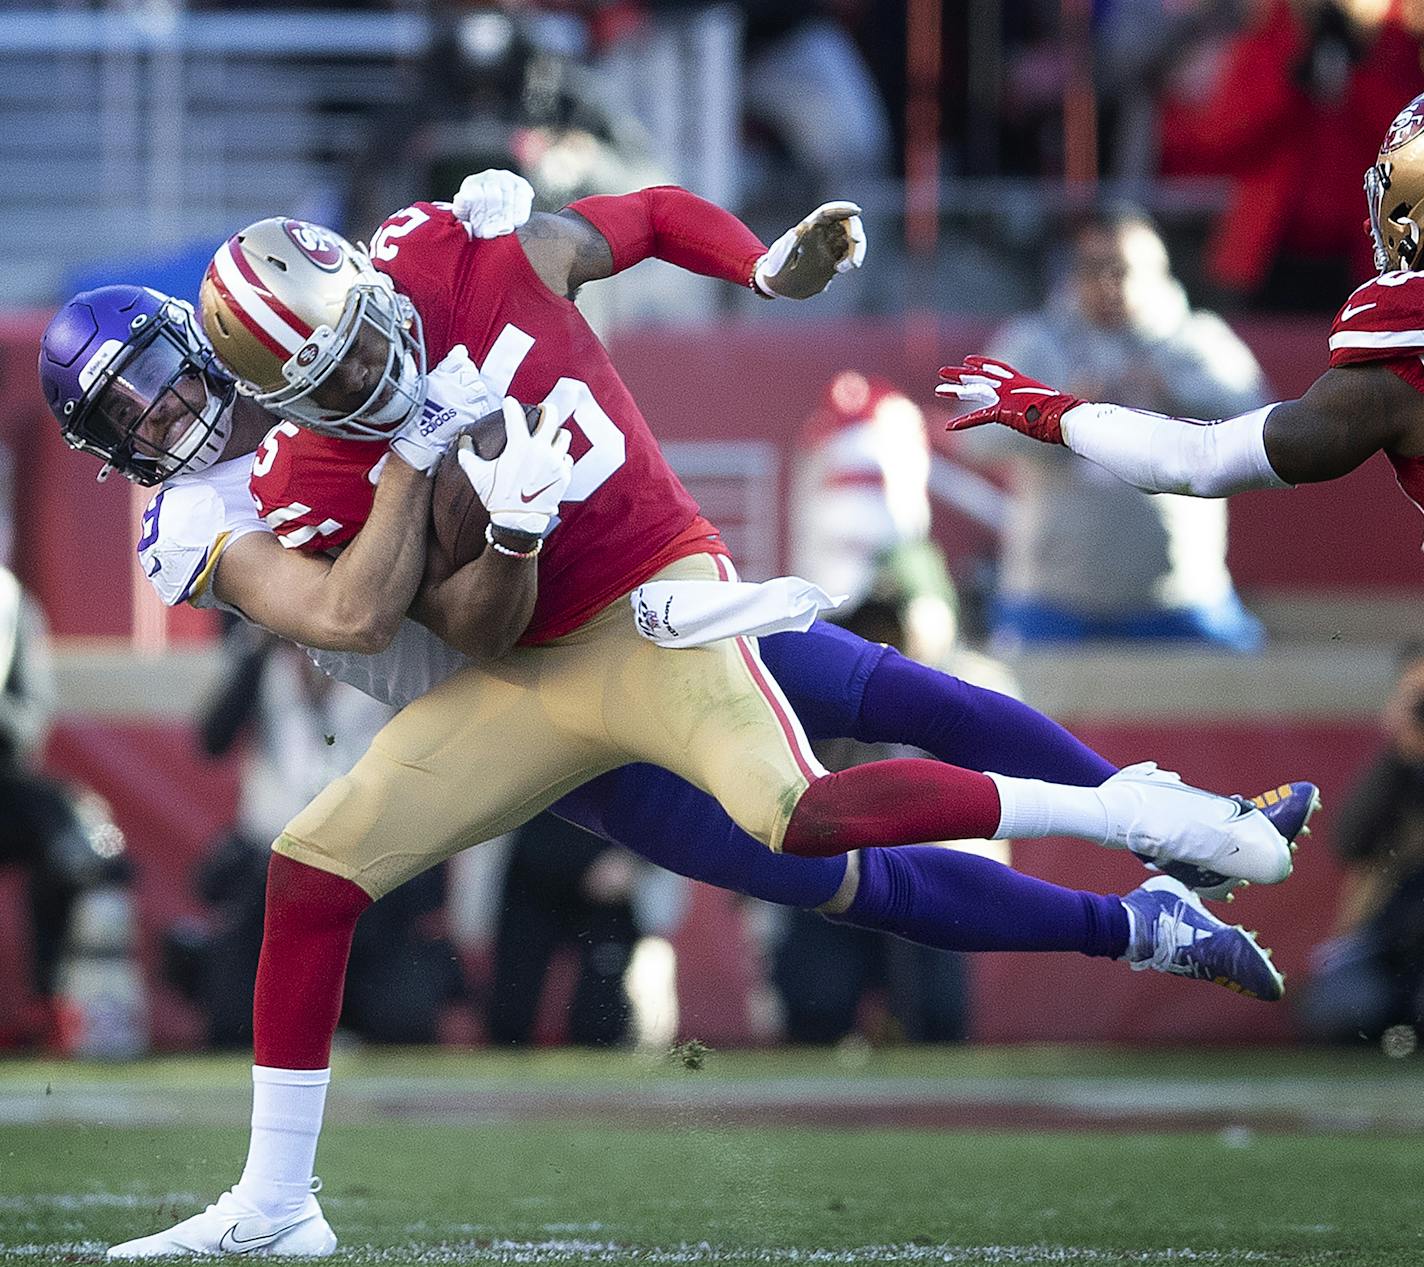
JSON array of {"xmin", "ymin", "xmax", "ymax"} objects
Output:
[
  {"xmin": 513, "ymin": 186, "xmax": 862, "ymax": 299},
  {"xmin": 212, "ymin": 455, "xmax": 432, "ymax": 653},
  {"xmin": 1058, "ymin": 364, "xmax": 1418, "ymax": 494},
  {"xmin": 938, "ymin": 358, "xmax": 1422, "ymax": 496}
]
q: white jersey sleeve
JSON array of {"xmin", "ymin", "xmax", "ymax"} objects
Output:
[
  {"xmin": 303, "ymin": 618, "xmax": 471, "ymax": 710},
  {"xmin": 136, "ymin": 456, "xmax": 267, "ymax": 608}
]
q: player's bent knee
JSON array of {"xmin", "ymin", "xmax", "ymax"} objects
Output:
[{"xmin": 714, "ymin": 765, "xmax": 812, "ymax": 854}]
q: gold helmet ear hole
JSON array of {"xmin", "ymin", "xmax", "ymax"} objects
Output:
[{"xmin": 212, "ymin": 310, "xmax": 231, "ymax": 338}]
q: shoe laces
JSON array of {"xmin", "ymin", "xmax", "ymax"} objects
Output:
[{"xmin": 1136, "ymin": 896, "xmax": 1209, "ymax": 978}]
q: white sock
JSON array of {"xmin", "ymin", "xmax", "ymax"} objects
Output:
[
  {"xmin": 987, "ymin": 773, "xmax": 1111, "ymax": 843},
  {"xmin": 233, "ymin": 1065, "xmax": 330, "ymax": 1219}
]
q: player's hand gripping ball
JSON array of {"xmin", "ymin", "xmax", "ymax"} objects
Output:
[{"xmin": 432, "ymin": 400, "xmax": 544, "ymax": 565}]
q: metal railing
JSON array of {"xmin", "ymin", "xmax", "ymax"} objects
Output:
[{"xmin": 0, "ymin": 10, "xmax": 419, "ymax": 304}]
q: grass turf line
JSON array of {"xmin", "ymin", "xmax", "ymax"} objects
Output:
[
  {"xmin": 3, "ymin": 1049, "xmax": 1423, "ymax": 1265},
  {"xmin": 1, "ymin": 1122, "xmax": 1422, "ymax": 1266}
]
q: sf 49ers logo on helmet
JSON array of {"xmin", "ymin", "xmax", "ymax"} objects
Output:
[
  {"xmin": 1383, "ymin": 98, "xmax": 1424, "ymax": 155},
  {"xmin": 282, "ymin": 219, "xmax": 346, "ymax": 272}
]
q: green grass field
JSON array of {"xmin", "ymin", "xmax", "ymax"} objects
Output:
[{"xmin": 2, "ymin": 1046, "xmax": 1423, "ymax": 1265}]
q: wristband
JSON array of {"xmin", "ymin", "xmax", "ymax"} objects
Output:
[{"xmin": 486, "ymin": 522, "xmax": 542, "ymax": 559}]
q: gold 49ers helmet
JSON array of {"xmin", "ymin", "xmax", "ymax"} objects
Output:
[
  {"xmin": 199, "ymin": 217, "xmax": 425, "ymax": 438},
  {"xmin": 1366, "ymin": 92, "xmax": 1424, "ymax": 274}
]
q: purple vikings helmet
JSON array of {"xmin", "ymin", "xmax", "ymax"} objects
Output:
[{"xmin": 39, "ymin": 285, "xmax": 237, "ymax": 485}]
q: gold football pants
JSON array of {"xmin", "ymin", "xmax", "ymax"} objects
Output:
[{"xmin": 273, "ymin": 553, "xmax": 825, "ymax": 898}]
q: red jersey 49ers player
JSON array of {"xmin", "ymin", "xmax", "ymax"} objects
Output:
[
  {"xmin": 198, "ymin": 187, "xmax": 1296, "ymax": 915},
  {"xmin": 244, "ymin": 201, "xmax": 737, "ymax": 644},
  {"xmin": 937, "ymin": 90, "xmax": 1424, "ymax": 536}
]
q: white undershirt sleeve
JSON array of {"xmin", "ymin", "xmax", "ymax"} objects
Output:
[{"xmin": 1059, "ymin": 402, "xmax": 1290, "ymax": 497}]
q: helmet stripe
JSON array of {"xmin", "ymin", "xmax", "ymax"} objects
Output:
[
  {"xmin": 222, "ymin": 236, "xmax": 315, "ymax": 339},
  {"xmin": 203, "ymin": 260, "xmax": 291, "ymax": 360},
  {"xmin": 210, "ymin": 239, "xmax": 310, "ymax": 356}
]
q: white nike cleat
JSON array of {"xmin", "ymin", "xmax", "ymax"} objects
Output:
[
  {"xmin": 1096, "ymin": 762, "xmax": 1293, "ymax": 887},
  {"xmin": 106, "ymin": 1182, "xmax": 336, "ymax": 1259}
]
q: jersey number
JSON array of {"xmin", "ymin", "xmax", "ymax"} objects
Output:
[
  {"xmin": 334, "ymin": 197, "xmax": 630, "ymax": 505},
  {"xmin": 252, "ymin": 422, "xmax": 344, "ymax": 548},
  {"xmin": 474, "ymin": 324, "xmax": 626, "ymax": 503},
  {"xmin": 371, "ymin": 206, "xmax": 432, "ymax": 263},
  {"xmin": 252, "ymin": 421, "xmax": 301, "ymax": 478}
]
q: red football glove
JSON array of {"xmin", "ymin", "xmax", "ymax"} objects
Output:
[{"xmin": 935, "ymin": 356, "xmax": 1081, "ymax": 445}]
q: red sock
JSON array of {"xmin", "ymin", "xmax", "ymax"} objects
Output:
[
  {"xmin": 252, "ymin": 852, "xmax": 372, "ymax": 1069},
  {"xmin": 781, "ymin": 759, "xmax": 1002, "ymax": 858}
]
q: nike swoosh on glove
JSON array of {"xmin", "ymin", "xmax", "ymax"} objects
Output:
[
  {"xmin": 452, "ymin": 169, "xmax": 535, "ymax": 240},
  {"xmin": 457, "ymin": 398, "xmax": 574, "ymax": 537},
  {"xmin": 935, "ymin": 356, "xmax": 1082, "ymax": 445},
  {"xmin": 754, "ymin": 201, "xmax": 867, "ymax": 299}
]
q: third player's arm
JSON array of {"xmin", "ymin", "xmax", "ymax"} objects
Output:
[
  {"xmin": 1054, "ymin": 363, "xmax": 1424, "ymax": 495},
  {"xmin": 1261, "ymin": 364, "xmax": 1424, "ymax": 484},
  {"xmin": 212, "ymin": 455, "xmax": 432, "ymax": 653}
]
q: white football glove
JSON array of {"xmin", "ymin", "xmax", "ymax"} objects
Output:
[
  {"xmin": 390, "ymin": 344, "xmax": 499, "ymax": 473},
  {"xmin": 451, "ymin": 169, "xmax": 535, "ymax": 240},
  {"xmin": 753, "ymin": 201, "xmax": 867, "ymax": 300},
  {"xmin": 457, "ymin": 397, "xmax": 573, "ymax": 537}
]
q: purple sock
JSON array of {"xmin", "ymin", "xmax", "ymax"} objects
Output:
[
  {"xmin": 838, "ymin": 845, "xmax": 1129, "ymax": 958},
  {"xmin": 857, "ymin": 647, "xmax": 1118, "ymax": 786}
]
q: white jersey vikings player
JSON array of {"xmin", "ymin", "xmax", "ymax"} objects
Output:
[{"xmin": 137, "ymin": 451, "xmax": 468, "ymax": 711}]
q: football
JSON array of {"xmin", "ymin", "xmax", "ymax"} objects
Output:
[{"xmin": 431, "ymin": 402, "xmax": 543, "ymax": 567}]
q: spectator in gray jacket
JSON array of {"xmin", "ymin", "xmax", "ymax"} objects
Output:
[{"xmin": 962, "ymin": 204, "xmax": 1270, "ymax": 651}]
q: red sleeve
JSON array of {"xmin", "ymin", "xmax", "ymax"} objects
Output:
[
  {"xmin": 1328, "ymin": 273, "xmax": 1424, "ymax": 367},
  {"xmin": 249, "ymin": 422, "xmax": 382, "ymax": 554},
  {"xmin": 568, "ymin": 186, "xmax": 766, "ymax": 288}
]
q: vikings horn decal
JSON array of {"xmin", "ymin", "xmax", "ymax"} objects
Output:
[{"xmin": 282, "ymin": 219, "xmax": 346, "ymax": 272}]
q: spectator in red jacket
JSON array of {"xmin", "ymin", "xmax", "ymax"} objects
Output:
[{"xmin": 1159, "ymin": 0, "xmax": 1422, "ymax": 308}]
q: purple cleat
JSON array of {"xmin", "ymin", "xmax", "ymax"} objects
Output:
[{"xmin": 1121, "ymin": 876, "xmax": 1286, "ymax": 1001}]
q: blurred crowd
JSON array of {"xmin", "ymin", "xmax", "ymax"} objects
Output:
[
  {"xmin": 45, "ymin": 0, "xmax": 1423, "ymax": 316},
  {"xmin": 353, "ymin": 0, "xmax": 1424, "ymax": 312}
]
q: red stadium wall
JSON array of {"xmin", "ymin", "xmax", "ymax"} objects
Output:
[
  {"xmin": 0, "ymin": 314, "xmax": 1412, "ymax": 1049},
  {"xmin": 7, "ymin": 312, "xmax": 1420, "ymax": 638}
]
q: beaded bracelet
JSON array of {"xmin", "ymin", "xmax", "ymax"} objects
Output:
[{"xmin": 485, "ymin": 522, "xmax": 542, "ymax": 559}]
